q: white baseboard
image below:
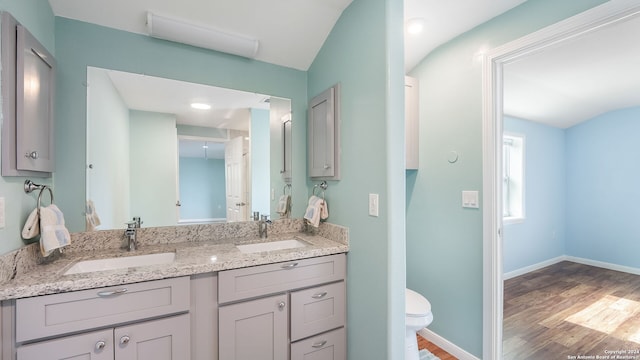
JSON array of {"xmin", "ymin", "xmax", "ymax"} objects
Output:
[
  {"xmin": 503, "ymin": 256, "xmax": 566, "ymax": 280},
  {"xmin": 504, "ymin": 255, "xmax": 640, "ymax": 279},
  {"xmin": 565, "ymin": 256, "xmax": 640, "ymax": 276},
  {"xmin": 417, "ymin": 328, "xmax": 480, "ymax": 360}
]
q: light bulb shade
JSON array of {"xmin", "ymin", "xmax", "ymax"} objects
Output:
[{"xmin": 146, "ymin": 12, "xmax": 259, "ymax": 59}]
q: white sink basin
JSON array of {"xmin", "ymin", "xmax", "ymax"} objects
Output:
[
  {"xmin": 64, "ymin": 252, "xmax": 176, "ymax": 275},
  {"xmin": 236, "ymin": 239, "xmax": 307, "ymax": 254}
]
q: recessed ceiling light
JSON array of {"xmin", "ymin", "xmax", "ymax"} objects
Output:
[
  {"xmin": 406, "ymin": 18, "xmax": 425, "ymax": 35},
  {"xmin": 191, "ymin": 102, "xmax": 211, "ymax": 110}
]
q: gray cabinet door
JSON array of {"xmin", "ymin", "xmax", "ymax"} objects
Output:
[
  {"xmin": 16, "ymin": 328, "xmax": 113, "ymax": 360},
  {"xmin": 308, "ymin": 84, "xmax": 340, "ymax": 180},
  {"xmin": 405, "ymin": 76, "xmax": 419, "ymax": 170},
  {"xmin": 115, "ymin": 314, "xmax": 190, "ymax": 360},
  {"xmin": 219, "ymin": 294, "xmax": 288, "ymax": 360},
  {"xmin": 16, "ymin": 23, "xmax": 55, "ymax": 173}
]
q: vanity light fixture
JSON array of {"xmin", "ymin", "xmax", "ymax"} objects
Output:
[
  {"xmin": 146, "ymin": 12, "xmax": 259, "ymax": 59},
  {"xmin": 190, "ymin": 102, "xmax": 211, "ymax": 110},
  {"xmin": 406, "ymin": 17, "xmax": 426, "ymax": 35}
]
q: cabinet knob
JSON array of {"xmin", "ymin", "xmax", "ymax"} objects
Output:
[
  {"xmin": 95, "ymin": 340, "xmax": 106, "ymax": 351},
  {"xmin": 120, "ymin": 335, "xmax": 130, "ymax": 345},
  {"xmin": 323, "ymin": 164, "xmax": 330, "ymax": 169},
  {"xmin": 278, "ymin": 301, "xmax": 286, "ymax": 310},
  {"xmin": 25, "ymin": 151, "xmax": 39, "ymax": 160}
]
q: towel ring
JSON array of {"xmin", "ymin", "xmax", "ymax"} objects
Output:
[
  {"xmin": 24, "ymin": 179, "xmax": 54, "ymax": 211},
  {"xmin": 37, "ymin": 186, "xmax": 54, "ymax": 208},
  {"xmin": 312, "ymin": 181, "xmax": 328, "ymax": 200}
]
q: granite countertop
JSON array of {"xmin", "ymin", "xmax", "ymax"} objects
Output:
[{"xmin": 0, "ymin": 219, "xmax": 349, "ymax": 300}]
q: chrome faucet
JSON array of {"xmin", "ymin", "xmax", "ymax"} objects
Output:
[
  {"xmin": 258, "ymin": 215, "xmax": 272, "ymax": 238},
  {"xmin": 124, "ymin": 221, "xmax": 137, "ymax": 251}
]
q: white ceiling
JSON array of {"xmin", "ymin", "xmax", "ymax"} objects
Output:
[
  {"xmin": 404, "ymin": 0, "xmax": 526, "ymax": 71},
  {"xmin": 504, "ymin": 14, "xmax": 640, "ymax": 128},
  {"xmin": 105, "ymin": 68, "xmax": 269, "ymax": 131}
]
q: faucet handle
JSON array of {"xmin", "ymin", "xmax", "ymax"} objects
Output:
[{"xmin": 125, "ymin": 221, "xmax": 137, "ymax": 229}]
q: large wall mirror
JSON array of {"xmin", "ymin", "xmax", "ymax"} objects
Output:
[{"xmin": 86, "ymin": 67, "xmax": 292, "ymax": 230}]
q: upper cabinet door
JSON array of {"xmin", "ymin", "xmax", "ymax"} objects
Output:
[
  {"xmin": 405, "ymin": 76, "xmax": 419, "ymax": 170},
  {"xmin": 308, "ymin": 84, "xmax": 341, "ymax": 180},
  {"xmin": 16, "ymin": 24, "xmax": 55, "ymax": 173}
]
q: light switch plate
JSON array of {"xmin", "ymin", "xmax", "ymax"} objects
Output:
[
  {"xmin": 462, "ymin": 191, "xmax": 479, "ymax": 209},
  {"xmin": 369, "ymin": 193, "xmax": 379, "ymax": 217}
]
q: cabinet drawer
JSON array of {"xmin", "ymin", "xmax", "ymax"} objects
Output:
[
  {"xmin": 291, "ymin": 327, "xmax": 346, "ymax": 360},
  {"xmin": 291, "ymin": 281, "xmax": 345, "ymax": 341},
  {"xmin": 16, "ymin": 276, "xmax": 190, "ymax": 342},
  {"xmin": 218, "ymin": 254, "xmax": 346, "ymax": 304}
]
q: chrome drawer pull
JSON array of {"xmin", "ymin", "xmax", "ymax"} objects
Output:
[
  {"xmin": 95, "ymin": 340, "xmax": 106, "ymax": 351},
  {"xmin": 312, "ymin": 340, "xmax": 327, "ymax": 348},
  {"xmin": 312, "ymin": 292, "xmax": 328, "ymax": 299},
  {"xmin": 120, "ymin": 335, "xmax": 130, "ymax": 345},
  {"xmin": 278, "ymin": 301, "xmax": 286, "ymax": 310},
  {"xmin": 97, "ymin": 288, "xmax": 128, "ymax": 297},
  {"xmin": 281, "ymin": 262, "xmax": 298, "ymax": 269}
]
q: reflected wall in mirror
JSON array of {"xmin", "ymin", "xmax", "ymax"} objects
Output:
[{"xmin": 86, "ymin": 67, "xmax": 292, "ymax": 230}]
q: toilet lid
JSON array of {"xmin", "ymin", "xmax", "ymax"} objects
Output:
[{"xmin": 406, "ymin": 288, "xmax": 431, "ymax": 317}]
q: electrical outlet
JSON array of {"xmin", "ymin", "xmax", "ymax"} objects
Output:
[
  {"xmin": 369, "ymin": 193, "xmax": 379, "ymax": 217},
  {"xmin": 0, "ymin": 197, "xmax": 5, "ymax": 229}
]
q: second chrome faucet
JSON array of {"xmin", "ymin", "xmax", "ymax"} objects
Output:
[{"xmin": 258, "ymin": 215, "xmax": 272, "ymax": 238}]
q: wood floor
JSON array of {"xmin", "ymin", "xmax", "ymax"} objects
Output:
[
  {"xmin": 503, "ymin": 261, "xmax": 640, "ymax": 360},
  {"xmin": 417, "ymin": 335, "xmax": 457, "ymax": 360}
]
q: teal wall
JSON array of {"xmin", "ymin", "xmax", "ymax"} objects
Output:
[
  {"xmin": 179, "ymin": 157, "xmax": 226, "ymax": 220},
  {"xmin": 0, "ymin": 0, "xmax": 55, "ymax": 53},
  {"xmin": 129, "ymin": 110, "xmax": 178, "ymax": 228},
  {"xmin": 406, "ymin": 0, "xmax": 607, "ymax": 356},
  {"xmin": 0, "ymin": 1, "xmax": 55, "ymax": 252},
  {"xmin": 307, "ymin": 0, "xmax": 405, "ymax": 358},
  {"xmin": 53, "ymin": 17, "xmax": 308, "ymax": 233},
  {"xmin": 86, "ymin": 67, "xmax": 130, "ymax": 230}
]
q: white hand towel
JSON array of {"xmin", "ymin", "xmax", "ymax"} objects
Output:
[
  {"xmin": 276, "ymin": 195, "xmax": 291, "ymax": 218},
  {"xmin": 22, "ymin": 205, "xmax": 71, "ymax": 257},
  {"xmin": 22, "ymin": 208, "xmax": 40, "ymax": 239},
  {"xmin": 85, "ymin": 200, "xmax": 101, "ymax": 231},
  {"xmin": 303, "ymin": 195, "xmax": 329, "ymax": 227},
  {"xmin": 39, "ymin": 205, "xmax": 71, "ymax": 257}
]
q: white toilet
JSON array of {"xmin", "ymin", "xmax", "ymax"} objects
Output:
[{"xmin": 405, "ymin": 288, "xmax": 433, "ymax": 360}]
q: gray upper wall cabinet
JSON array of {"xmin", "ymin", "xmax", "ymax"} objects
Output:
[
  {"xmin": 308, "ymin": 84, "xmax": 341, "ymax": 180},
  {"xmin": 1, "ymin": 12, "xmax": 56, "ymax": 177},
  {"xmin": 405, "ymin": 76, "xmax": 419, "ymax": 170}
]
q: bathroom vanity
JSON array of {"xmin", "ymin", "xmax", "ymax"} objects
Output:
[{"xmin": 0, "ymin": 220, "xmax": 348, "ymax": 360}]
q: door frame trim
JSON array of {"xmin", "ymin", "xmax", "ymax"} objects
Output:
[{"xmin": 481, "ymin": 1, "xmax": 640, "ymax": 358}]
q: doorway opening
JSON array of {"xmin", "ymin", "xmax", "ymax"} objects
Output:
[{"xmin": 482, "ymin": 2, "xmax": 640, "ymax": 359}]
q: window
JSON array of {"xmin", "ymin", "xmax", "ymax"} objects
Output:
[{"xmin": 503, "ymin": 134, "xmax": 524, "ymax": 223}]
